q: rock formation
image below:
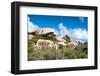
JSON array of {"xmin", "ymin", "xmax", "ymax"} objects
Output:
[
  {"xmin": 35, "ymin": 39, "xmax": 54, "ymax": 48},
  {"xmin": 31, "ymin": 28, "xmax": 54, "ymax": 35}
]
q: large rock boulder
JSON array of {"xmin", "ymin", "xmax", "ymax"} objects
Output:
[
  {"xmin": 32, "ymin": 28, "xmax": 54, "ymax": 35},
  {"xmin": 56, "ymin": 37, "xmax": 67, "ymax": 43},
  {"xmin": 55, "ymin": 37, "xmax": 67, "ymax": 49},
  {"xmin": 35, "ymin": 39, "xmax": 54, "ymax": 48},
  {"xmin": 57, "ymin": 42, "xmax": 67, "ymax": 49},
  {"xmin": 67, "ymin": 40, "xmax": 79, "ymax": 48},
  {"xmin": 28, "ymin": 34, "xmax": 34, "ymax": 40}
]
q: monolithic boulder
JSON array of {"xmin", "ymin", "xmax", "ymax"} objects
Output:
[
  {"xmin": 32, "ymin": 28, "xmax": 54, "ymax": 35},
  {"xmin": 55, "ymin": 37, "xmax": 67, "ymax": 49},
  {"xmin": 36, "ymin": 39, "xmax": 54, "ymax": 48},
  {"xmin": 28, "ymin": 34, "xmax": 34, "ymax": 40},
  {"xmin": 56, "ymin": 37, "xmax": 67, "ymax": 43},
  {"xmin": 67, "ymin": 40, "xmax": 79, "ymax": 48}
]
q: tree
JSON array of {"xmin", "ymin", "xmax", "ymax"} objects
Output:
[
  {"xmin": 63, "ymin": 35, "xmax": 71, "ymax": 42},
  {"xmin": 84, "ymin": 41, "xmax": 88, "ymax": 47}
]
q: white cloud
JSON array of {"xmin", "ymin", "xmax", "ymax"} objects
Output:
[
  {"xmin": 79, "ymin": 17, "xmax": 85, "ymax": 23},
  {"xmin": 58, "ymin": 22, "xmax": 88, "ymax": 42},
  {"xmin": 28, "ymin": 18, "xmax": 39, "ymax": 32},
  {"xmin": 70, "ymin": 28, "xmax": 88, "ymax": 41},
  {"xmin": 59, "ymin": 23, "xmax": 70, "ymax": 37}
]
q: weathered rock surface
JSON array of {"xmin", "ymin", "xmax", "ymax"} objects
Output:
[
  {"xmin": 32, "ymin": 28, "xmax": 53, "ymax": 35},
  {"xmin": 35, "ymin": 39, "xmax": 54, "ymax": 48},
  {"xmin": 67, "ymin": 40, "xmax": 79, "ymax": 48}
]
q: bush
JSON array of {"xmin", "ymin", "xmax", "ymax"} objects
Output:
[
  {"xmin": 28, "ymin": 45, "xmax": 88, "ymax": 60},
  {"xmin": 28, "ymin": 34, "xmax": 88, "ymax": 61}
]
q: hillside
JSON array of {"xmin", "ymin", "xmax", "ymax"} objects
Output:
[{"xmin": 28, "ymin": 28, "xmax": 88, "ymax": 61}]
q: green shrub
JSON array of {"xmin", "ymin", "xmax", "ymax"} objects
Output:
[{"xmin": 28, "ymin": 34, "xmax": 88, "ymax": 60}]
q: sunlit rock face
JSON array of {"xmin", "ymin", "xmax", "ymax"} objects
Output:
[
  {"xmin": 35, "ymin": 39, "xmax": 54, "ymax": 48},
  {"xmin": 67, "ymin": 39, "xmax": 79, "ymax": 48},
  {"xmin": 28, "ymin": 34, "xmax": 34, "ymax": 40},
  {"xmin": 31, "ymin": 28, "xmax": 54, "ymax": 35}
]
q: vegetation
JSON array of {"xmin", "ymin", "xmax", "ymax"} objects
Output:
[
  {"xmin": 63, "ymin": 35, "xmax": 71, "ymax": 43},
  {"xmin": 28, "ymin": 45, "xmax": 87, "ymax": 61},
  {"xmin": 28, "ymin": 33, "xmax": 88, "ymax": 61}
]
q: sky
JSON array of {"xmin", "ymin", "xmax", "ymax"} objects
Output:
[{"xmin": 28, "ymin": 15, "xmax": 88, "ymax": 42}]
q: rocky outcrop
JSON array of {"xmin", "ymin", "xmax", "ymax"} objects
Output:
[
  {"xmin": 56, "ymin": 37, "xmax": 67, "ymax": 43},
  {"xmin": 28, "ymin": 34, "xmax": 34, "ymax": 40},
  {"xmin": 32, "ymin": 28, "xmax": 53, "ymax": 35},
  {"xmin": 67, "ymin": 40, "xmax": 79, "ymax": 48},
  {"xmin": 35, "ymin": 39, "xmax": 54, "ymax": 48},
  {"xmin": 56, "ymin": 37, "xmax": 67, "ymax": 48},
  {"xmin": 57, "ymin": 42, "xmax": 67, "ymax": 48},
  {"xmin": 29, "ymin": 28, "xmax": 81, "ymax": 49}
]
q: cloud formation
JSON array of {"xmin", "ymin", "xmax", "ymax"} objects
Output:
[
  {"xmin": 70, "ymin": 28, "xmax": 88, "ymax": 41},
  {"xmin": 58, "ymin": 23, "xmax": 70, "ymax": 37},
  {"xmin": 28, "ymin": 18, "xmax": 39, "ymax": 32},
  {"xmin": 58, "ymin": 23, "xmax": 88, "ymax": 42}
]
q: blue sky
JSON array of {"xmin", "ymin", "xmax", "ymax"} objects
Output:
[
  {"xmin": 28, "ymin": 15, "xmax": 88, "ymax": 42},
  {"xmin": 28, "ymin": 15, "xmax": 88, "ymax": 30}
]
